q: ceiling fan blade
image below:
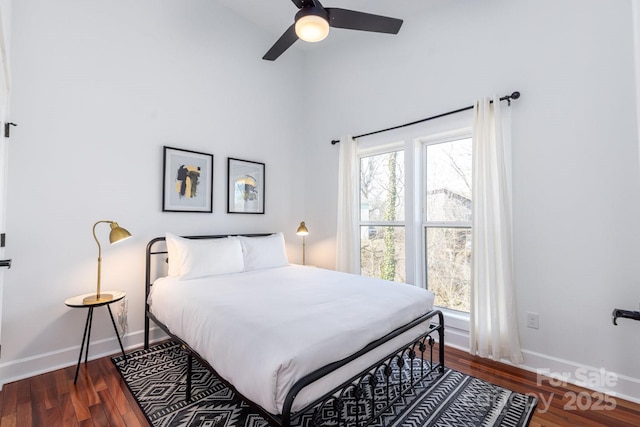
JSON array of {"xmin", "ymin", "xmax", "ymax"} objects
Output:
[
  {"xmin": 263, "ymin": 24, "xmax": 299, "ymax": 61},
  {"xmin": 326, "ymin": 8, "xmax": 403, "ymax": 34}
]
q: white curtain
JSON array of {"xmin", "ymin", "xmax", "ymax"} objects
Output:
[
  {"xmin": 470, "ymin": 96, "xmax": 523, "ymax": 364},
  {"xmin": 336, "ymin": 135, "xmax": 358, "ymax": 273}
]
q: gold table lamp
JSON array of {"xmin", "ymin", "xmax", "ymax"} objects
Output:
[
  {"xmin": 84, "ymin": 220, "xmax": 132, "ymax": 304},
  {"xmin": 296, "ymin": 221, "xmax": 309, "ymax": 266}
]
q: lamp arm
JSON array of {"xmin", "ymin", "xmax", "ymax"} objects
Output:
[{"xmin": 93, "ymin": 220, "xmax": 113, "ymax": 298}]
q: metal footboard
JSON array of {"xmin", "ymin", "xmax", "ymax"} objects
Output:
[{"xmin": 278, "ymin": 310, "xmax": 444, "ymax": 427}]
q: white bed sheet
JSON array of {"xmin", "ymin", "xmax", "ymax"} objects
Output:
[{"xmin": 148, "ymin": 265, "xmax": 435, "ymax": 415}]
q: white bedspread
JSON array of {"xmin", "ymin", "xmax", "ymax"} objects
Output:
[{"xmin": 148, "ymin": 265, "xmax": 435, "ymax": 415}]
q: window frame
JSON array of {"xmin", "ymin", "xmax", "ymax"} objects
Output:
[
  {"xmin": 352, "ymin": 120, "xmax": 473, "ymax": 333},
  {"xmin": 357, "ymin": 142, "xmax": 407, "ymax": 281},
  {"xmin": 419, "ymin": 128, "xmax": 473, "ymax": 328}
]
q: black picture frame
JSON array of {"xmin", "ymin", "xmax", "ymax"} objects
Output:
[
  {"xmin": 227, "ymin": 157, "xmax": 265, "ymax": 214},
  {"xmin": 162, "ymin": 146, "xmax": 213, "ymax": 213}
]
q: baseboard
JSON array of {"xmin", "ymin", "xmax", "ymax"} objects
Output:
[
  {"xmin": 0, "ymin": 327, "xmax": 168, "ymax": 390},
  {"xmin": 438, "ymin": 329, "xmax": 640, "ymax": 406},
  {"xmin": 439, "ymin": 324, "xmax": 469, "ymax": 350},
  {"xmin": 516, "ymin": 349, "xmax": 640, "ymax": 406}
]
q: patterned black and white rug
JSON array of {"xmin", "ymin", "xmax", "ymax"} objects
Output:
[{"xmin": 112, "ymin": 341, "xmax": 537, "ymax": 427}]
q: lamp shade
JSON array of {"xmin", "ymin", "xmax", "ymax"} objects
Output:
[
  {"xmin": 296, "ymin": 221, "xmax": 309, "ymax": 236},
  {"xmin": 108, "ymin": 222, "xmax": 132, "ymax": 244},
  {"xmin": 295, "ymin": 8, "xmax": 329, "ymax": 42}
]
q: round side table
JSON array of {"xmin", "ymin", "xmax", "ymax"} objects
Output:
[{"xmin": 65, "ymin": 290, "xmax": 127, "ymax": 384}]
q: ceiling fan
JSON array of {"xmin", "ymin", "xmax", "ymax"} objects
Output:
[{"xmin": 263, "ymin": 0, "xmax": 403, "ymax": 61}]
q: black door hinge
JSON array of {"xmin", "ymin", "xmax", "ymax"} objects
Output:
[{"xmin": 4, "ymin": 122, "xmax": 16, "ymax": 138}]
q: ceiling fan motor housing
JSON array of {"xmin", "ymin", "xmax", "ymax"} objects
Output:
[
  {"xmin": 295, "ymin": 5, "xmax": 328, "ymax": 23},
  {"xmin": 295, "ymin": 6, "xmax": 330, "ymax": 42}
]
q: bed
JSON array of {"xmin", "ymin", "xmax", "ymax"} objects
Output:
[{"xmin": 144, "ymin": 232, "xmax": 445, "ymax": 426}]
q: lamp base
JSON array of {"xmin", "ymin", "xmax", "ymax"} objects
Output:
[{"xmin": 83, "ymin": 293, "xmax": 113, "ymax": 304}]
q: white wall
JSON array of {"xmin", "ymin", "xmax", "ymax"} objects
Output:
[
  {"xmin": 0, "ymin": 0, "xmax": 306, "ymax": 383},
  {"xmin": 634, "ymin": 0, "xmax": 640, "ymax": 168},
  {"xmin": 302, "ymin": 0, "xmax": 640, "ymax": 401}
]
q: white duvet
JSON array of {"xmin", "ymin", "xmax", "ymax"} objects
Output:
[{"xmin": 148, "ymin": 265, "xmax": 435, "ymax": 415}]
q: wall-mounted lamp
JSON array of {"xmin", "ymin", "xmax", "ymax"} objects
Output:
[
  {"xmin": 84, "ymin": 220, "xmax": 132, "ymax": 304},
  {"xmin": 296, "ymin": 221, "xmax": 309, "ymax": 265}
]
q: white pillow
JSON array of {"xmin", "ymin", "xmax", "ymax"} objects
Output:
[
  {"xmin": 238, "ymin": 233, "xmax": 289, "ymax": 271},
  {"xmin": 165, "ymin": 233, "xmax": 181, "ymax": 277},
  {"xmin": 165, "ymin": 233, "xmax": 245, "ymax": 280}
]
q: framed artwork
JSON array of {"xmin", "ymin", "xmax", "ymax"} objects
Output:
[
  {"xmin": 162, "ymin": 146, "xmax": 213, "ymax": 213},
  {"xmin": 227, "ymin": 157, "xmax": 265, "ymax": 214}
]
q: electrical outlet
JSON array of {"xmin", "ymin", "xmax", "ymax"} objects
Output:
[{"xmin": 526, "ymin": 312, "xmax": 539, "ymax": 329}]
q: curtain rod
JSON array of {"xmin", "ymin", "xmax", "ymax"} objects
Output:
[{"xmin": 330, "ymin": 91, "xmax": 520, "ymax": 145}]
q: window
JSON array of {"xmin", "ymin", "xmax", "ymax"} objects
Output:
[
  {"xmin": 359, "ymin": 149, "xmax": 405, "ymax": 282},
  {"xmin": 352, "ymin": 117, "xmax": 472, "ymax": 321},
  {"xmin": 423, "ymin": 137, "xmax": 472, "ymax": 312}
]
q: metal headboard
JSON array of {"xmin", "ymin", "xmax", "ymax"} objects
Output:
[{"xmin": 144, "ymin": 233, "xmax": 273, "ymax": 346}]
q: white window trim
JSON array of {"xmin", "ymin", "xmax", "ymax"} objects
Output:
[
  {"xmin": 357, "ymin": 142, "xmax": 408, "ymax": 280},
  {"xmin": 417, "ymin": 127, "xmax": 473, "ymax": 331}
]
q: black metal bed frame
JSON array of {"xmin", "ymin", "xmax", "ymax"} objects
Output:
[{"xmin": 144, "ymin": 234, "xmax": 445, "ymax": 427}]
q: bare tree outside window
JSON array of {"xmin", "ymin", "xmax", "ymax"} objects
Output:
[
  {"xmin": 360, "ymin": 150, "xmax": 405, "ymax": 282},
  {"xmin": 425, "ymin": 138, "xmax": 472, "ymax": 312},
  {"xmin": 355, "ymin": 136, "xmax": 471, "ymax": 308}
]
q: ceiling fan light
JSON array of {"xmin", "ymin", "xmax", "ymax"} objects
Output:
[{"xmin": 295, "ymin": 14, "xmax": 329, "ymax": 42}]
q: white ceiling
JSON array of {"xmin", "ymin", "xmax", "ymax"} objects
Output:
[{"xmin": 215, "ymin": 0, "xmax": 415, "ymax": 51}]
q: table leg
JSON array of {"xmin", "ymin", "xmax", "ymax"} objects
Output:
[
  {"xmin": 107, "ymin": 305, "xmax": 127, "ymax": 360},
  {"xmin": 74, "ymin": 307, "xmax": 93, "ymax": 384},
  {"xmin": 84, "ymin": 307, "xmax": 94, "ymax": 364}
]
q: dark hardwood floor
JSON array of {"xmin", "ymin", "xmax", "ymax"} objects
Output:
[
  {"xmin": 0, "ymin": 344, "xmax": 638, "ymax": 426},
  {"xmin": 443, "ymin": 347, "xmax": 640, "ymax": 427}
]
